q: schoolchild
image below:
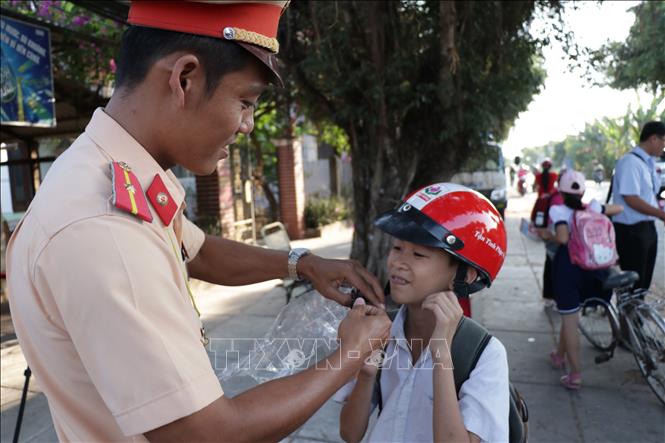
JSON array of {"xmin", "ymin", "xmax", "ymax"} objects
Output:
[
  {"xmin": 541, "ymin": 170, "xmax": 622, "ymax": 389},
  {"xmin": 337, "ymin": 183, "xmax": 510, "ymax": 443}
]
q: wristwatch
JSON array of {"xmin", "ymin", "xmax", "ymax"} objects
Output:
[{"xmin": 288, "ymin": 248, "xmax": 311, "ymax": 281}]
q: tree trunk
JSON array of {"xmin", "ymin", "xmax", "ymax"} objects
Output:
[
  {"xmin": 348, "ymin": 1, "xmax": 408, "ymax": 284},
  {"xmin": 250, "ymin": 137, "xmax": 279, "ymax": 221}
]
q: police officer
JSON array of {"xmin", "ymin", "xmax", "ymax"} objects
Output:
[
  {"xmin": 6, "ymin": 2, "xmax": 390, "ymax": 441},
  {"xmin": 611, "ymin": 121, "xmax": 665, "ymax": 291}
]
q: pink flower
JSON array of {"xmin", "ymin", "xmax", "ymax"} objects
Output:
[
  {"xmin": 109, "ymin": 59, "xmax": 117, "ymax": 73},
  {"xmin": 38, "ymin": 2, "xmax": 51, "ymax": 17},
  {"xmin": 72, "ymin": 16, "xmax": 90, "ymax": 27}
]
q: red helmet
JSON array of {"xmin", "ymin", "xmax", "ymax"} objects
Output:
[
  {"xmin": 541, "ymin": 158, "xmax": 552, "ymax": 169},
  {"xmin": 374, "ymin": 183, "xmax": 507, "ymax": 295}
]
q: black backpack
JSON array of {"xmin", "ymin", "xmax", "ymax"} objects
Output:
[{"xmin": 376, "ymin": 316, "xmax": 529, "ymax": 443}]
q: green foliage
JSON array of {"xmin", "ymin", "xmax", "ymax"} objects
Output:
[
  {"xmin": 285, "ymin": 1, "xmax": 550, "ymax": 155},
  {"xmin": 304, "ymin": 195, "xmax": 351, "ymax": 229},
  {"xmin": 590, "ymin": 1, "xmax": 665, "ymax": 93},
  {"xmin": 521, "ymin": 95, "xmax": 665, "ymax": 177},
  {"xmin": 235, "ymin": 95, "xmax": 285, "ymax": 182},
  {"xmin": 316, "ymin": 120, "xmax": 350, "ymax": 154},
  {"xmin": 281, "ymin": 0, "xmax": 565, "ymax": 270}
]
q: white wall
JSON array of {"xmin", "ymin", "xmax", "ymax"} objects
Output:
[
  {"xmin": 0, "ymin": 150, "xmax": 13, "ymax": 213},
  {"xmin": 302, "ymin": 134, "xmax": 331, "ymax": 198}
]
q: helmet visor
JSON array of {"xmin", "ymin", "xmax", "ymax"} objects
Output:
[{"xmin": 374, "ymin": 206, "xmax": 464, "ymax": 251}]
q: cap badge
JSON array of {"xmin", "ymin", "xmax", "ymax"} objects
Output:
[{"xmin": 223, "ymin": 27, "xmax": 236, "ymax": 40}]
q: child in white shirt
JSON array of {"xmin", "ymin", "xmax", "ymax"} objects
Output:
[{"xmin": 337, "ymin": 183, "xmax": 510, "ymax": 443}]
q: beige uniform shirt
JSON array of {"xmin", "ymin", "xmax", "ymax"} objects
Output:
[{"xmin": 6, "ymin": 109, "xmax": 224, "ymax": 441}]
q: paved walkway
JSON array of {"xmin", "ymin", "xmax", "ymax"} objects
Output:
[{"xmin": 1, "ymin": 189, "xmax": 663, "ymax": 442}]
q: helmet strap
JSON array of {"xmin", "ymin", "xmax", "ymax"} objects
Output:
[
  {"xmin": 453, "ymin": 262, "xmax": 487, "ymax": 298},
  {"xmin": 453, "ymin": 263, "xmax": 470, "ymax": 299}
]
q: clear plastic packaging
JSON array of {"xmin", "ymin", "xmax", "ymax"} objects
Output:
[{"xmin": 217, "ymin": 288, "xmax": 349, "ymax": 386}]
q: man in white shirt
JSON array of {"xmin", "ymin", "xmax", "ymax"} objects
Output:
[{"xmin": 611, "ymin": 121, "xmax": 665, "ymax": 290}]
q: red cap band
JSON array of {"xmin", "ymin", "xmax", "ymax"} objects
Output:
[{"xmin": 128, "ymin": 1, "xmax": 283, "ymax": 41}]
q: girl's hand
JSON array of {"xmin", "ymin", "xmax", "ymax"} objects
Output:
[{"xmin": 422, "ymin": 291, "xmax": 463, "ymax": 362}]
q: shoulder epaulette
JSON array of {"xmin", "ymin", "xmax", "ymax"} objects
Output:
[{"xmin": 110, "ymin": 161, "xmax": 153, "ymax": 222}]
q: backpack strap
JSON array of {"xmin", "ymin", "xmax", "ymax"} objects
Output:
[
  {"xmin": 451, "ymin": 317, "xmax": 492, "ymax": 393},
  {"xmin": 376, "ymin": 316, "xmax": 492, "ymax": 414},
  {"xmin": 606, "ymin": 171, "xmax": 614, "ymax": 204}
]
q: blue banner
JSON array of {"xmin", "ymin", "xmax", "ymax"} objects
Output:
[{"xmin": 1, "ymin": 16, "xmax": 56, "ymax": 127}]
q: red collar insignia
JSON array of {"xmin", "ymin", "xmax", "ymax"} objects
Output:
[{"xmin": 146, "ymin": 174, "xmax": 178, "ymax": 226}]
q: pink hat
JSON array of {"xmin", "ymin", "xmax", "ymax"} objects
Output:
[{"xmin": 559, "ymin": 170, "xmax": 586, "ymax": 195}]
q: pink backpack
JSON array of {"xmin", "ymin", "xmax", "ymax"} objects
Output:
[{"xmin": 568, "ymin": 209, "xmax": 618, "ymax": 270}]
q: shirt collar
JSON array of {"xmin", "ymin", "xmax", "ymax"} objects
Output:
[
  {"xmin": 390, "ymin": 305, "xmax": 429, "ymax": 360},
  {"xmin": 85, "ymin": 108, "xmax": 185, "ymax": 212},
  {"xmin": 633, "ymin": 146, "xmax": 655, "ymax": 163},
  {"xmin": 390, "ymin": 305, "xmax": 410, "ymax": 352},
  {"xmin": 391, "ymin": 305, "xmax": 408, "ymax": 340}
]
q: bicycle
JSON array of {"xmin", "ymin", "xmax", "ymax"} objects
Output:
[{"xmin": 578, "ymin": 269, "xmax": 665, "ymax": 405}]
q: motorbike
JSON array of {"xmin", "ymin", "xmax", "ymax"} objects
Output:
[{"xmin": 517, "ymin": 168, "xmax": 528, "ymax": 196}]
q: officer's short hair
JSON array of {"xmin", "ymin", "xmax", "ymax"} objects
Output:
[
  {"xmin": 115, "ymin": 26, "xmax": 255, "ymax": 97},
  {"xmin": 639, "ymin": 121, "xmax": 665, "ymax": 142}
]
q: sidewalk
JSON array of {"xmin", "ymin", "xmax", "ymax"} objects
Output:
[{"xmin": 2, "ymin": 195, "xmax": 664, "ymax": 442}]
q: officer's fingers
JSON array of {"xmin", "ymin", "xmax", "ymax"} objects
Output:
[
  {"xmin": 321, "ymin": 285, "xmax": 353, "ymax": 307},
  {"xmin": 351, "ymin": 263, "xmax": 385, "ymax": 307},
  {"xmin": 342, "ymin": 262, "xmax": 384, "ymax": 309}
]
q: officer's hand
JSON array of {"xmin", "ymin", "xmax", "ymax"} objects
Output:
[
  {"xmin": 298, "ymin": 255, "xmax": 385, "ymax": 308},
  {"xmin": 337, "ymin": 298, "xmax": 391, "ymax": 360}
]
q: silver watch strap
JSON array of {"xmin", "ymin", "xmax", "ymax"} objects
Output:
[{"xmin": 288, "ymin": 248, "xmax": 310, "ymax": 280}]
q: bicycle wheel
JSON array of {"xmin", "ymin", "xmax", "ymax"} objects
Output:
[
  {"xmin": 625, "ymin": 307, "xmax": 665, "ymax": 406},
  {"xmin": 579, "ymin": 297, "xmax": 618, "ymax": 352}
]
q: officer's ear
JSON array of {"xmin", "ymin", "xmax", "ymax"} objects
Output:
[{"xmin": 167, "ymin": 54, "xmax": 202, "ymax": 108}]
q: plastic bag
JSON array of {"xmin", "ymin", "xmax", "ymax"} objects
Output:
[{"xmin": 217, "ymin": 288, "xmax": 349, "ymax": 386}]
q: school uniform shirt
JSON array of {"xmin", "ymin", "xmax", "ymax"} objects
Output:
[
  {"xmin": 6, "ymin": 109, "xmax": 223, "ymax": 442},
  {"xmin": 611, "ymin": 146, "xmax": 660, "ymax": 224},
  {"xmin": 334, "ymin": 306, "xmax": 509, "ymax": 442},
  {"xmin": 549, "ymin": 199, "xmax": 603, "ymax": 230}
]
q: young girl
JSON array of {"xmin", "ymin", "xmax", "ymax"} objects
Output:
[
  {"xmin": 542, "ymin": 170, "xmax": 623, "ymax": 389},
  {"xmin": 337, "ymin": 183, "xmax": 510, "ymax": 443}
]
